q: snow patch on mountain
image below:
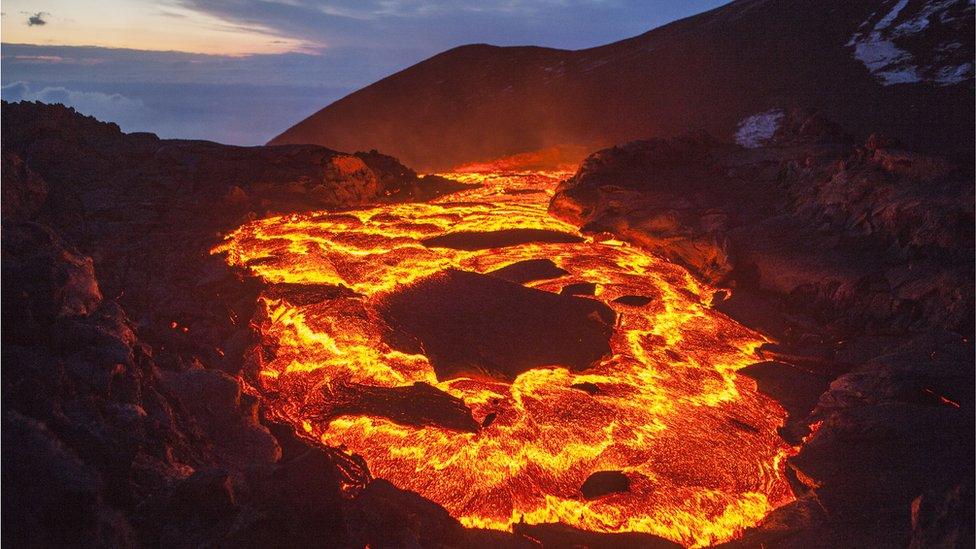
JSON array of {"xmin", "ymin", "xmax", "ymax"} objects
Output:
[
  {"xmin": 735, "ymin": 109, "xmax": 783, "ymax": 148},
  {"xmin": 847, "ymin": 0, "xmax": 973, "ymax": 86}
]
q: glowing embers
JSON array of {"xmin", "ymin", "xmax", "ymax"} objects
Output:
[{"xmin": 214, "ymin": 171, "xmax": 794, "ymax": 547}]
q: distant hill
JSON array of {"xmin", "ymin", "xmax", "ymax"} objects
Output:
[{"xmin": 270, "ymin": 0, "xmax": 974, "ymax": 171}]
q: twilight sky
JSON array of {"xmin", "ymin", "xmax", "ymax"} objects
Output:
[{"xmin": 1, "ymin": 1, "xmax": 726, "ymax": 144}]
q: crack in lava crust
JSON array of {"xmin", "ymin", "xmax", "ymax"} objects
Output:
[{"xmin": 213, "ymin": 171, "xmax": 794, "ymax": 547}]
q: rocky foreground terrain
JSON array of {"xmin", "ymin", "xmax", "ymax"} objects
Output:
[
  {"xmin": 0, "ymin": 101, "xmax": 504, "ymax": 548},
  {"xmin": 3, "ymin": 99, "xmax": 973, "ymax": 548},
  {"xmin": 551, "ymin": 110, "xmax": 975, "ymax": 547}
]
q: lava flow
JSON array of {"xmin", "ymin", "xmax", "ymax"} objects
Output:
[{"xmin": 213, "ymin": 170, "xmax": 794, "ymax": 547}]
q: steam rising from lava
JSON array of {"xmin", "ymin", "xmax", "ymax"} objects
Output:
[{"xmin": 214, "ymin": 171, "xmax": 793, "ymax": 547}]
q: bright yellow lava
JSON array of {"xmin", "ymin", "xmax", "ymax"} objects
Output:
[{"xmin": 213, "ymin": 171, "xmax": 794, "ymax": 547}]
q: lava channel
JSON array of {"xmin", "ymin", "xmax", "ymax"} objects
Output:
[{"xmin": 213, "ymin": 170, "xmax": 795, "ymax": 547}]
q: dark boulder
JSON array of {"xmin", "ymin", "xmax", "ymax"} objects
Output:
[{"xmin": 580, "ymin": 470, "xmax": 631, "ymax": 499}]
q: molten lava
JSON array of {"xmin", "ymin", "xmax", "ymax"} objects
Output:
[{"xmin": 214, "ymin": 170, "xmax": 794, "ymax": 547}]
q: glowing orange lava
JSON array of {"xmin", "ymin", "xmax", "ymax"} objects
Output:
[{"xmin": 213, "ymin": 171, "xmax": 794, "ymax": 547}]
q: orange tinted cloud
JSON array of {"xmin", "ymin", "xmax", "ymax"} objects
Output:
[{"xmin": 1, "ymin": 0, "xmax": 315, "ymax": 55}]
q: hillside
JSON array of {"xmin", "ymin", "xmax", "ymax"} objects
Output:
[{"xmin": 270, "ymin": 0, "xmax": 974, "ymax": 171}]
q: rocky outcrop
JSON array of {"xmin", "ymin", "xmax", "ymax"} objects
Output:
[
  {"xmin": 1, "ymin": 221, "xmax": 277, "ymax": 545},
  {"xmin": 554, "ymin": 112, "xmax": 975, "ymax": 547},
  {"xmin": 549, "ymin": 131, "xmax": 770, "ymax": 283},
  {"xmin": 910, "ymin": 478, "xmax": 975, "ymax": 548},
  {"xmin": 0, "ymin": 101, "xmax": 514, "ymax": 548},
  {"xmin": 0, "ymin": 101, "xmax": 460, "ymax": 379},
  {"xmin": 726, "ymin": 331, "xmax": 974, "ymax": 548},
  {"xmin": 2, "ymin": 222, "xmax": 103, "ymax": 322},
  {"xmin": 550, "ymin": 111, "xmax": 974, "ymax": 335},
  {"xmin": 1, "ymin": 151, "xmax": 48, "ymax": 220},
  {"xmin": 0, "ymin": 218, "xmax": 355, "ymax": 547}
]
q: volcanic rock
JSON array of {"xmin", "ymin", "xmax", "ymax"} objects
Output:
[
  {"xmin": 0, "ymin": 100, "xmax": 459, "ymax": 377},
  {"xmin": 738, "ymin": 361, "xmax": 831, "ymax": 443},
  {"xmin": 313, "ymin": 381, "xmax": 481, "ymax": 433},
  {"xmin": 377, "ymin": 269, "xmax": 615, "ymax": 381},
  {"xmin": 548, "ymin": 107, "xmax": 974, "ymax": 546},
  {"xmin": 229, "ymin": 449, "xmax": 348, "ymax": 548},
  {"xmin": 135, "ymin": 468, "xmax": 240, "ymax": 547},
  {"xmin": 169, "ymin": 468, "xmax": 237, "ymax": 518},
  {"xmin": 1, "ymin": 152, "xmax": 48, "ymax": 220},
  {"xmin": 1, "ymin": 411, "xmax": 135, "ymax": 547},
  {"xmin": 421, "ymin": 228, "xmax": 583, "ymax": 250},
  {"xmin": 270, "ymin": 0, "xmax": 973, "ymax": 170},
  {"xmin": 2, "ymin": 222, "xmax": 102, "ymax": 328},
  {"xmin": 580, "ymin": 470, "xmax": 631, "ymax": 499},
  {"xmin": 773, "ymin": 331, "xmax": 976, "ymax": 542},
  {"xmin": 161, "ymin": 368, "xmax": 281, "ymax": 469},
  {"xmin": 561, "ymin": 281, "xmax": 596, "ymax": 296},
  {"xmin": 0, "ymin": 101, "xmax": 485, "ymax": 549},
  {"xmin": 348, "ymin": 479, "xmax": 465, "ymax": 548},
  {"xmin": 513, "ymin": 522, "xmax": 681, "ymax": 549},
  {"xmin": 791, "ymin": 402, "xmax": 970, "ymax": 514},
  {"xmin": 551, "ymin": 114, "xmax": 975, "ymax": 334},
  {"xmin": 488, "ymin": 258, "xmax": 569, "ymax": 284},
  {"xmin": 612, "ymin": 295, "xmax": 654, "ymax": 307},
  {"xmin": 356, "ymin": 149, "xmax": 478, "ymax": 201},
  {"xmin": 910, "ymin": 479, "xmax": 975, "ymax": 549}
]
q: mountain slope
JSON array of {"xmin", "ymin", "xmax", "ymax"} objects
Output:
[{"xmin": 270, "ymin": 0, "xmax": 974, "ymax": 171}]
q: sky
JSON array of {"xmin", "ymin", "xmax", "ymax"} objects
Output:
[{"xmin": 1, "ymin": 1, "xmax": 727, "ymax": 144}]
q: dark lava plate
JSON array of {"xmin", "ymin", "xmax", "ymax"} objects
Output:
[
  {"xmin": 376, "ymin": 269, "xmax": 615, "ymax": 381},
  {"xmin": 488, "ymin": 258, "xmax": 568, "ymax": 284},
  {"xmin": 420, "ymin": 228, "xmax": 583, "ymax": 250}
]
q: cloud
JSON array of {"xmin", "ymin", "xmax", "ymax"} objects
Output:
[
  {"xmin": 0, "ymin": 2, "xmax": 729, "ymax": 144},
  {"xmin": 10, "ymin": 54, "xmax": 65, "ymax": 63},
  {"xmin": 0, "ymin": 76, "xmax": 353, "ymax": 145},
  {"xmin": 174, "ymin": 0, "xmax": 728, "ymax": 53},
  {"xmin": 26, "ymin": 11, "xmax": 48, "ymax": 26},
  {"xmin": 1, "ymin": 81, "xmax": 146, "ymax": 122}
]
